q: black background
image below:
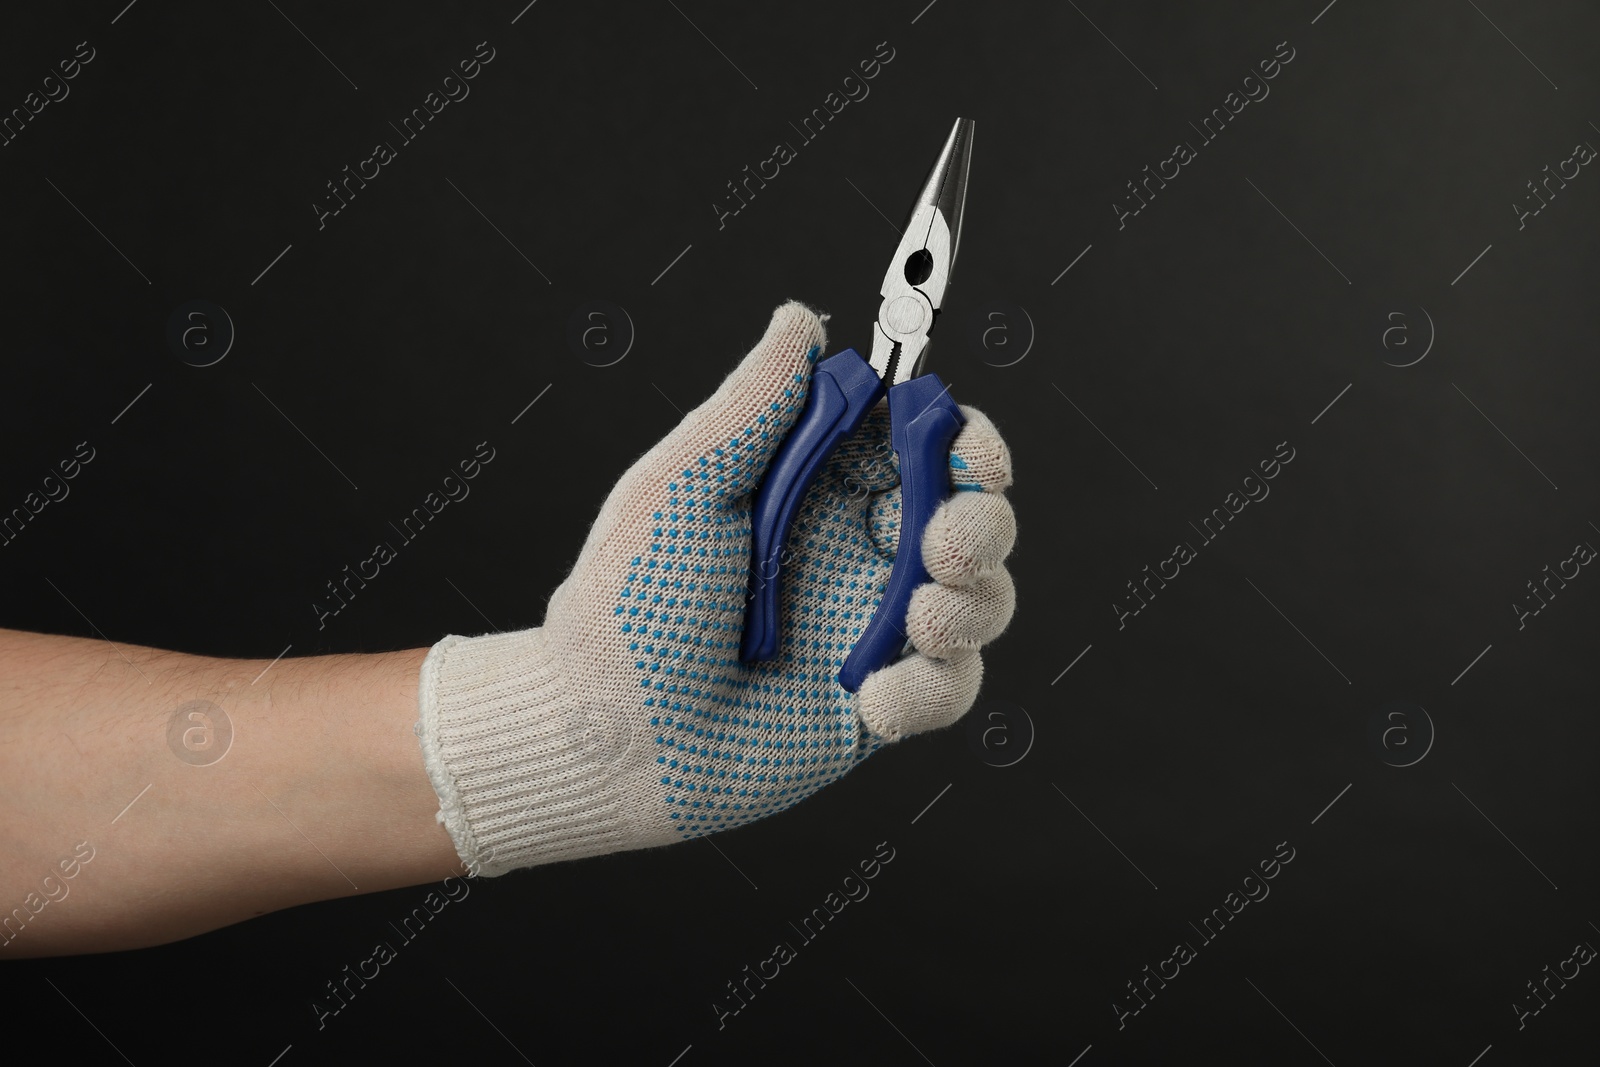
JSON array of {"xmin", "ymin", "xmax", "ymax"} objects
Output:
[{"xmin": 2, "ymin": 1, "xmax": 1597, "ymax": 1064}]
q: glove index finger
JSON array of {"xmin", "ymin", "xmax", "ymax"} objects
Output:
[{"xmin": 949, "ymin": 405, "xmax": 1013, "ymax": 493}]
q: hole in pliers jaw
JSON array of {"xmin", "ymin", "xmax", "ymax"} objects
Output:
[{"xmin": 903, "ymin": 248, "xmax": 934, "ymax": 286}]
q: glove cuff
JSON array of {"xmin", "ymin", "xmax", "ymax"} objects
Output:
[{"xmin": 416, "ymin": 628, "xmax": 631, "ymax": 876}]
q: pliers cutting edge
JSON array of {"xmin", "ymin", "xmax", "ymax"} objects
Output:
[{"xmin": 740, "ymin": 117, "xmax": 975, "ymax": 692}]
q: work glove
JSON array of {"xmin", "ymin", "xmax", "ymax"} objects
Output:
[{"xmin": 416, "ymin": 301, "xmax": 1016, "ymax": 876}]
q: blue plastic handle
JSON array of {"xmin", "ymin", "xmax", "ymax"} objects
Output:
[
  {"xmin": 741, "ymin": 349, "xmax": 886, "ymax": 663},
  {"xmin": 839, "ymin": 373, "xmax": 964, "ymax": 693}
]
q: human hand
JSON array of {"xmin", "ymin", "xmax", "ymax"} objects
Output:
[{"xmin": 416, "ymin": 301, "xmax": 1016, "ymax": 875}]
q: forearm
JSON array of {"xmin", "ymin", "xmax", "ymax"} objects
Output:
[{"xmin": 0, "ymin": 629, "xmax": 455, "ymax": 956}]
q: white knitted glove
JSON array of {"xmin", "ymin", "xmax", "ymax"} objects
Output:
[{"xmin": 416, "ymin": 301, "xmax": 1016, "ymax": 875}]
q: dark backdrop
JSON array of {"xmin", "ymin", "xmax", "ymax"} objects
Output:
[{"xmin": 2, "ymin": 1, "xmax": 1597, "ymax": 1064}]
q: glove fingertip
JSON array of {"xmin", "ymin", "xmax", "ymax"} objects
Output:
[
  {"xmin": 951, "ymin": 405, "xmax": 1014, "ymax": 493},
  {"xmin": 856, "ymin": 649, "xmax": 984, "ymax": 743}
]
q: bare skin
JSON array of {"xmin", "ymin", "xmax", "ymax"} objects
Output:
[{"xmin": 0, "ymin": 628, "xmax": 458, "ymax": 957}]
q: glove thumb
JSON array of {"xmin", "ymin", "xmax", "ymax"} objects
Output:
[{"xmin": 670, "ymin": 300, "xmax": 828, "ymax": 501}]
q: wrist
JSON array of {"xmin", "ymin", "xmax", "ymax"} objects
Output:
[{"xmin": 416, "ymin": 628, "xmax": 636, "ymax": 876}]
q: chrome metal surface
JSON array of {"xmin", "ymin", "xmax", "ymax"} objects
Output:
[{"xmin": 868, "ymin": 116, "xmax": 974, "ymax": 386}]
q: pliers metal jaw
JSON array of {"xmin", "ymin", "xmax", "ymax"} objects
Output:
[
  {"xmin": 741, "ymin": 118, "xmax": 975, "ymax": 692},
  {"xmin": 868, "ymin": 116, "xmax": 971, "ymax": 388}
]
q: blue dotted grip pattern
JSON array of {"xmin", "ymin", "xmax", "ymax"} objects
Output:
[
  {"xmin": 740, "ymin": 349, "xmax": 885, "ymax": 662},
  {"xmin": 839, "ymin": 374, "xmax": 965, "ymax": 691}
]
